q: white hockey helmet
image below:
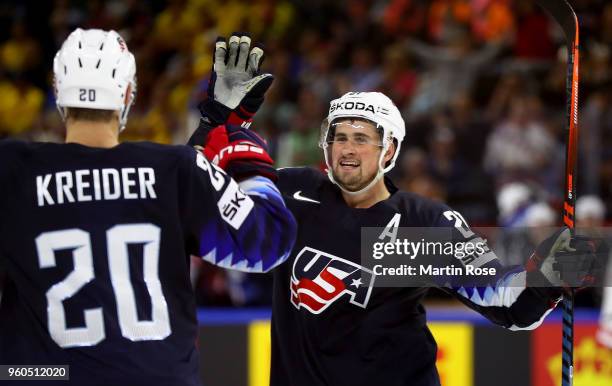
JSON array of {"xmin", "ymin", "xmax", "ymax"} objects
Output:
[
  {"xmin": 319, "ymin": 92, "xmax": 406, "ymax": 194},
  {"xmin": 53, "ymin": 28, "xmax": 136, "ymax": 131}
]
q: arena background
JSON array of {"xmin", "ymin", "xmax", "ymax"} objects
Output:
[{"xmin": 0, "ymin": 0, "xmax": 610, "ymax": 385}]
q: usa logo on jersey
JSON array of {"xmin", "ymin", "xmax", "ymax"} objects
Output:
[{"xmin": 290, "ymin": 247, "xmax": 375, "ymax": 314}]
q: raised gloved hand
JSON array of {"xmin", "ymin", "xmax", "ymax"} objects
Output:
[
  {"xmin": 527, "ymin": 227, "xmax": 608, "ymax": 289},
  {"xmin": 199, "ymin": 33, "xmax": 274, "ymax": 128},
  {"xmin": 194, "ymin": 123, "xmax": 277, "ymax": 182}
]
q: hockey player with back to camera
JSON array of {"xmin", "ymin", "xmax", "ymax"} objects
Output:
[
  {"xmin": 0, "ymin": 29, "xmax": 296, "ymax": 386},
  {"xmin": 190, "ymin": 35, "xmax": 607, "ymax": 386}
]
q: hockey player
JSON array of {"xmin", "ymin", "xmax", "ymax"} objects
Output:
[
  {"xmin": 0, "ymin": 29, "xmax": 295, "ymax": 386},
  {"xmin": 192, "ymin": 37, "xmax": 604, "ymax": 386}
]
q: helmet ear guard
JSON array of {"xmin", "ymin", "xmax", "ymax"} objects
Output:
[
  {"xmin": 119, "ymin": 80, "xmax": 137, "ymax": 128},
  {"xmin": 53, "ymin": 28, "xmax": 137, "ymax": 131},
  {"xmin": 320, "ymin": 92, "xmax": 405, "ymax": 195}
]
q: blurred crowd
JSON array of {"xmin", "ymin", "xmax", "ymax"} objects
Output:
[{"xmin": 0, "ymin": 0, "xmax": 611, "ymax": 306}]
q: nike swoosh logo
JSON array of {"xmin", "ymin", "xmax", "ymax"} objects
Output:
[{"xmin": 293, "ymin": 191, "xmax": 320, "ymax": 204}]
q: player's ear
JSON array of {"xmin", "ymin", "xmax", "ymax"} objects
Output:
[{"xmin": 383, "ymin": 140, "xmax": 396, "ymax": 165}]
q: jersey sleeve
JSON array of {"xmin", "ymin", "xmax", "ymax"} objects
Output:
[
  {"xmin": 430, "ymin": 207, "xmax": 563, "ymax": 330},
  {"xmin": 180, "ymin": 148, "xmax": 296, "ymax": 273}
]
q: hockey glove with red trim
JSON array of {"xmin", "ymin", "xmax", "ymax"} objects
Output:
[{"xmin": 194, "ymin": 121, "xmax": 277, "ymax": 182}]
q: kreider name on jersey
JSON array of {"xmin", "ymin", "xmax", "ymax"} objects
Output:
[{"xmin": 36, "ymin": 167, "xmax": 157, "ymax": 206}]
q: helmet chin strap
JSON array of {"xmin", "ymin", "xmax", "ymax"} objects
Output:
[{"xmin": 324, "ymin": 142, "xmax": 388, "ymax": 196}]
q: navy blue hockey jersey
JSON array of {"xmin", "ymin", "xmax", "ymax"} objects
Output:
[
  {"xmin": 0, "ymin": 140, "xmax": 296, "ymax": 386},
  {"xmin": 271, "ymin": 167, "xmax": 561, "ymax": 386}
]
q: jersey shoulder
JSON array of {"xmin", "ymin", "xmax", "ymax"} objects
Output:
[
  {"xmin": 0, "ymin": 138, "xmax": 42, "ymax": 156},
  {"xmin": 0, "ymin": 139, "xmax": 46, "ymax": 172},
  {"xmin": 120, "ymin": 141, "xmax": 200, "ymax": 172},
  {"xmin": 0, "ymin": 140, "xmax": 21, "ymax": 186},
  {"xmin": 0, "ymin": 139, "xmax": 22, "ymax": 162},
  {"xmin": 390, "ymin": 190, "xmax": 453, "ymax": 227},
  {"xmin": 277, "ymin": 166, "xmax": 327, "ymax": 194},
  {"xmin": 120, "ymin": 141, "xmax": 195, "ymax": 159}
]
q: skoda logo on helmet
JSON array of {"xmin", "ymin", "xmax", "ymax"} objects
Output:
[{"xmin": 329, "ymin": 101, "xmax": 390, "ymax": 116}]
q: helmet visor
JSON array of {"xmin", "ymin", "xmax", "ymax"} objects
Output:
[{"xmin": 319, "ymin": 117, "xmax": 383, "ymax": 148}]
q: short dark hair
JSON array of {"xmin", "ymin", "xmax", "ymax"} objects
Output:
[{"xmin": 66, "ymin": 107, "xmax": 116, "ymax": 122}]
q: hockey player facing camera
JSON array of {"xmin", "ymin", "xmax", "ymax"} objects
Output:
[
  {"xmin": 192, "ymin": 35, "xmax": 605, "ymax": 386},
  {"xmin": 0, "ymin": 29, "xmax": 296, "ymax": 386}
]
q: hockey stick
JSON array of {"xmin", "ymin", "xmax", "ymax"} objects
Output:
[{"xmin": 533, "ymin": 1, "xmax": 580, "ymax": 386}]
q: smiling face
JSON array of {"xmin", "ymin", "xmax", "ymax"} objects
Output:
[{"xmin": 328, "ymin": 118, "xmax": 395, "ymax": 192}]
